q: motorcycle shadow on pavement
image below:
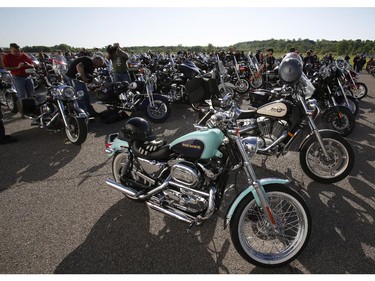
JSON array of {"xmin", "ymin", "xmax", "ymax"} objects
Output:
[
  {"xmin": 0, "ymin": 120, "xmax": 81, "ymax": 193},
  {"xmin": 297, "ymin": 178, "xmax": 375, "ymax": 273},
  {"xmin": 54, "ymin": 198, "xmax": 226, "ymax": 274}
]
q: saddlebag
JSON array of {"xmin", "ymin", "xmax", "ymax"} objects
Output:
[
  {"xmin": 17, "ymin": 98, "xmax": 37, "ymax": 115},
  {"xmin": 186, "ymin": 78, "xmax": 219, "ymax": 103}
]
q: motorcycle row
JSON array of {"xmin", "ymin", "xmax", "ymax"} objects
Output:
[{"xmin": 1, "ymin": 50, "xmax": 368, "ymax": 268}]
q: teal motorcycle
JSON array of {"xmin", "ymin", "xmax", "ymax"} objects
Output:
[{"xmin": 104, "ymin": 100, "xmax": 311, "ymax": 268}]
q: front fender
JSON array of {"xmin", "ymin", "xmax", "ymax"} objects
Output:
[
  {"xmin": 224, "ymin": 178, "xmax": 290, "ymax": 229},
  {"xmin": 298, "ymin": 129, "xmax": 340, "ymax": 151},
  {"xmin": 219, "ymin": 82, "xmax": 236, "ymax": 90},
  {"xmin": 141, "ymin": 94, "xmax": 169, "ymax": 108},
  {"xmin": 73, "ymin": 106, "xmax": 88, "ymax": 119}
]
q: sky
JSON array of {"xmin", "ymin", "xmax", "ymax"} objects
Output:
[{"xmin": 0, "ymin": 1, "xmax": 374, "ymax": 49}]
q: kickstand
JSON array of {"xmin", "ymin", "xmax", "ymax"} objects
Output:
[{"xmin": 186, "ymin": 222, "xmax": 196, "ymax": 234}]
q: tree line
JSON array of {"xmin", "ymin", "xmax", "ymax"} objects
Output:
[{"xmin": 19, "ymin": 39, "xmax": 375, "ymax": 57}]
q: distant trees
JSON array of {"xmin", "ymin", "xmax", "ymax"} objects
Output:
[{"xmin": 14, "ymin": 39, "xmax": 375, "ymax": 56}]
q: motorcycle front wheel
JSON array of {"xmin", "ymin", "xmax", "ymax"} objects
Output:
[
  {"xmin": 336, "ymin": 95, "xmax": 359, "ymax": 117},
  {"xmin": 350, "ymin": 82, "xmax": 367, "ymax": 100},
  {"xmin": 250, "ymin": 76, "xmax": 262, "ymax": 89},
  {"xmin": 230, "ymin": 184, "xmax": 311, "ymax": 268},
  {"xmin": 300, "ymin": 130, "xmax": 355, "ymax": 184},
  {"xmin": 144, "ymin": 98, "xmax": 171, "ymax": 123},
  {"xmin": 65, "ymin": 115, "xmax": 88, "ymax": 145},
  {"xmin": 235, "ymin": 79, "xmax": 250, "ymax": 94},
  {"xmin": 323, "ymin": 105, "xmax": 355, "ymax": 136}
]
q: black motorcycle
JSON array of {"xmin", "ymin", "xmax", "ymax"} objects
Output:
[
  {"xmin": 0, "ymin": 70, "xmax": 18, "ymax": 113},
  {"xmin": 198, "ymin": 53, "xmax": 355, "ymax": 184},
  {"xmin": 17, "ymin": 71, "xmax": 88, "ymax": 145},
  {"xmin": 94, "ymin": 67, "xmax": 171, "ymax": 123}
]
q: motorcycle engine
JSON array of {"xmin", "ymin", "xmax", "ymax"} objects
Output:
[
  {"xmin": 165, "ymin": 160, "xmax": 208, "ymax": 214},
  {"xmin": 257, "ymin": 117, "xmax": 288, "ymax": 146}
]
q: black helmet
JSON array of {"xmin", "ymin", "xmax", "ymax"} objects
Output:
[
  {"xmin": 120, "ymin": 117, "xmax": 154, "ymax": 142},
  {"xmin": 278, "ymin": 52, "xmax": 303, "ymax": 84}
]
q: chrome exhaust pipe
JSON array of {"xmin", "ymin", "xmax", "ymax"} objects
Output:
[
  {"xmin": 106, "ymin": 177, "xmax": 170, "ymax": 200},
  {"xmin": 146, "ymin": 202, "xmax": 195, "ymax": 224},
  {"xmin": 106, "ymin": 178, "xmax": 138, "ymax": 199}
]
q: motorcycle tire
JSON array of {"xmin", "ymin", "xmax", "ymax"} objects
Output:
[
  {"xmin": 323, "ymin": 105, "xmax": 355, "ymax": 136},
  {"xmin": 250, "ymin": 77, "xmax": 262, "ymax": 89},
  {"xmin": 5, "ymin": 92, "xmax": 18, "ymax": 113},
  {"xmin": 65, "ymin": 115, "xmax": 88, "ymax": 145},
  {"xmin": 230, "ymin": 184, "xmax": 311, "ymax": 268},
  {"xmin": 300, "ymin": 130, "xmax": 355, "ymax": 184},
  {"xmin": 336, "ymin": 95, "xmax": 359, "ymax": 117},
  {"xmin": 235, "ymin": 79, "xmax": 250, "ymax": 94},
  {"xmin": 350, "ymin": 82, "xmax": 367, "ymax": 100},
  {"xmin": 144, "ymin": 98, "xmax": 171, "ymax": 123}
]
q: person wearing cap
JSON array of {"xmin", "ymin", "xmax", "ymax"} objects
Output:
[{"xmin": 3, "ymin": 43, "xmax": 35, "ymax": 99}]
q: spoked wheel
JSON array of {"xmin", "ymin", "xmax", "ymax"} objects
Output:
[
  {"xmin": 300, "ymin": 130, "xmax": 355, "ymax": 184},
  {"xmin": 65, "ymin": 115, "xmax": 88, "ymax": 145},
  {"xmin": 235, "ymin": 79, "xmax": 250, "ymax": 94},
  {"xmin": 350, "ymin": 82, "xmax": 367, "ymax": 100},
  {"xmin": 250, "ymin": 76, "xmax": 262, "ymax": 89},
  {"xmin": 144, "ymin": 98, "xmax": 171, "ymax": 123},
  {"xmin": 323, "ymin": 106, "xmax": 355, "ymax": 136},
  {"xmin": 230, "ymin": 184, "xmax": 311, "ymax": 268},
  {"xmin": 336, "ymin": 95, "xmax": 359, "ymax": 117}
]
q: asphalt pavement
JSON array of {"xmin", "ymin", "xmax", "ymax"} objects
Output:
[{"xmin": 0, "ymin": 73, "xmax": 374, "ymax": 274}]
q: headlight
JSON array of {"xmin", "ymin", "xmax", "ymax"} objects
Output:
[
  {"xmin": 62, "ymin": 87, "xmax": 75, "ymax": 99},
  {"xmin": 76, "ymin": 90, "xmax": 85, "ymax": 98},
  {"xmin": 242, "ymin": 136, "xmax": 261, "ymax": 157}
]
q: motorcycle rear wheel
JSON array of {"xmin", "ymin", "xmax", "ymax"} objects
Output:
[
  {"xmin": 230, "ymin": 184, "xmax": 311, "ymax": 268},
  {"xmin": 65, "ymin": 115, "xmax": 88, "ymax": 145},
  {"xmin": 300, "ymin": 130, "xmax": 354, "ymax": 184}
]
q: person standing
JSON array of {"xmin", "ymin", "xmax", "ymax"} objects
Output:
[
  {"xmin": 65, "ymin": 56, "xmax": 105, "ymax": 117},
  {"xmin": 106, "ymin": 43, "xmax": 131, "ymax": 83},
  {"xmin": 2, "ymin": 43, "xmax": 35, "ymax": 99}
]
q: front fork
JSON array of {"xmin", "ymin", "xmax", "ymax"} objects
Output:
[{"xmin": 234, "ymin": 135, "xmax": 277, "ymax": 228}]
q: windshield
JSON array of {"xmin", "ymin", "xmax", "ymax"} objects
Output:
[{"xmin": 299, "ymin": 73, "xmax": 315, "ymax": 98}]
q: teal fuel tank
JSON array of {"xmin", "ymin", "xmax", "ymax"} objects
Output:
[{"xmin": 169, "ymin": 128, "xmax": 224, "ymax": 159}]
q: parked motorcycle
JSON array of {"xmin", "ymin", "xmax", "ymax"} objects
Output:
[
  {"xmin": 0, "ymin": 70, "xmax": 18, "ymax": 113},
  {"xmin": 312, "ymin": 62, "xmax": 357, "ymax": 136},
  {"xmin": 199, "ymin": 53, "xmax": 355, "ymax": 184},
  {"xmin": 94, "ymin": 67, "xmax": 171, "ymax": 123},
  {"xmin": 338, "ymin": 59, "xmax": 368, "ymax": 100},
  {"xmin": 104, "ymin": 100, "xmax": 311, "ymax": 267},
  {"xmin": 17, "ymin": 69, "xmax": 88, "ymax": 145}
]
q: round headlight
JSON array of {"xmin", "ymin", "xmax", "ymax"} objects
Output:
[
  {"xmin": 242, "ymin": 136, "xmax": 261, "ymax": 157},
  {"xmin": 62, "ymin": 87, "xmax": 75, "ymax": 99}
]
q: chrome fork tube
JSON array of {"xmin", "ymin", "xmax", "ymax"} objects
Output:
[
  {"xmin": 56, "ymin": 99, "xmax": 69, "ymax": 128},
  {"xmin": 298, "ymin": 95, "xmax": 330, "ymax": 159}
]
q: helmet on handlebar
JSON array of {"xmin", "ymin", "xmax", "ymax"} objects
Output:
[
  {"xmin": 278, "ymin": 52, "xmax": 303, "ymax": 84},
  {"xmin": 120, "ymin": 117, "xmax": 155, "ymax": 142}
]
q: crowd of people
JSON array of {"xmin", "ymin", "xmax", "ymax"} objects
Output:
[{"xmin": 1, "ymin": 42, "xmax": 374, "ymax": 145}]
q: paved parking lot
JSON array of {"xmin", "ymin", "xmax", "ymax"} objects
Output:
[{"xmin": 0, "ymin": 73, "xmax": 374, "ymax": 274}]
